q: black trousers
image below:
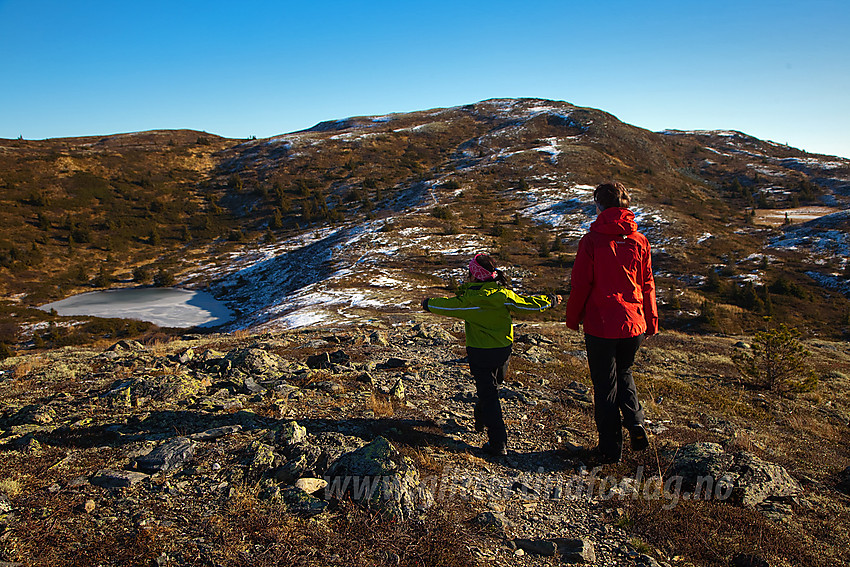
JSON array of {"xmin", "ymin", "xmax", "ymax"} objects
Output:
[
  {"xmin": 466, "ymin": 345, "xmax": 511, "ymax": 447},
  {"xmin": 585, "ymin": 333, "xmax": 645, "ymax": 458}
]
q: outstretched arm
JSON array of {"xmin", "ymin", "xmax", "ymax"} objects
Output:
[{"xmin": 504, "ymin": 289, "xmax": 558, "ymax": 312}]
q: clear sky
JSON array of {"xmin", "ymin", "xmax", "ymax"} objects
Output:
[{"xmin": 1, "ymin": 0, "xmax": 848, "ymax": 158}]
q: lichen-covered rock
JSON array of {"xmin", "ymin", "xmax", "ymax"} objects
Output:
[
  {"xmin": 91, "ymin": 469, "xmax": 149, "ymax": 488},
  {"xmin": 413, "ymin": 323, "xmax": 455, "ymax": 344},
  {"xmin": 225, "ymin": 347, "xmax": 286, "ymax": 380},
  {"xmin": 9, "ymin": 404, "xmax": 56, "ymax": 426},
  {"xmin": 130, "ymin": 373, "xmax": 211, "ymax": 404},
  {"xmin": 325, "ymin": 436, "xmax": 433, "ymax": 519},
  {"xmin": 306, "ymin": 349, "xmax": 350, "ymax": 369},
  {"xmin": 273, "ymin": 454, "xmax": 309, "ymax": 484},
  {"xmin": 134, "ymin": 437, "xmax": 196, "ymax": 473},
  {"xmin": 669, "ymin": 442, "xmax": 802, "ymax": 508},
  {"xmin": 102, "ymin": 380, "xmax": 133, "ymax": 408},
  {"xmin": 281, "ymin": 486, "xmax": 328, "ymax": 516},
  {"xmin": 106, "ymin": 340, "xmax": 146, "ymax": 352},
  {"xmin": 274, "ymin": 421, "xmax": 307, "ymax": 447},
  {"xmin": 249, "ymin": 441, "xmax": 277, "ymax": 474}
]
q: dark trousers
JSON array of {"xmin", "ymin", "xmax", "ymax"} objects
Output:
[
  {"xmin": 585, "ymin": 333, "xmax": 645, "ymax": 458},
  {"xmin": 467, "ymin": 345, "xmax": 511, "ymax": 447}
]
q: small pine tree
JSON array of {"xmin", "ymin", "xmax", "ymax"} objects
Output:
[
  {"xmin": 133, "ymin": 266, "xmax": 151, "ymax": 284},
  {"xmin": 699, "ymin": 300, "xmax": 719, "ymax": 331},
  {"xmin": 734, "ymin": 323, "xmax": 816, "ymax": 391},
  {"xmin": 550, "ymin": 236, "xmax": 563, "ymax": 253},
  {"xmin": 704, "ymin": 269, "xmax": 722, "ymax": 292},
  {"xmin": 537, "ymin": 235, "xmax": 551, "ymax": 258},
  {"xmin": 153, "ymin": 268, "xmax": 175, "ymax": 287},
  {"xmin": 93, "ymin": 266, "xmax": 113, "ymax": 288},
  {"xmin": 270, "ymin": 209, "xmax": 284, "ymax": 230}
]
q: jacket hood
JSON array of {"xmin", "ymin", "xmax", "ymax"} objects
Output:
[{"xmin": 590, "ymin": 207, "xmax": 637, "ymax": 235}]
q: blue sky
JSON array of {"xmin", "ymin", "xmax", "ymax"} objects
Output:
[{"xmin": 2, "ymin": 0, "xmax": 849, "ymax": 158}]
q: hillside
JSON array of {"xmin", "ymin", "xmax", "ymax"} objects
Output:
[
  {"xmin": 1, "ymin": 323, "xmax": 850, "ymax": 567},
  {"xmin": 4, "ymin": 98, "xmax": 849, "ymax": 351}
]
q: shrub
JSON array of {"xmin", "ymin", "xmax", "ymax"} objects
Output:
[
  {"xmin": 734, "ymin": 323, "xmax": 816, "ymax": 391},
  {"xmin": 698, "ymin": 300, "xmax": 720, "ymax": 331},
  {"xmin": 153, "ymin": 269, "xmax": 175, "ymax": 287},
  {"xmin": 431, "ymin": 206, "xmax": 452, "ymax": 220},
  {"xmin": 133, "ymin": 266, "xmax": 151, "ymax": 284}
]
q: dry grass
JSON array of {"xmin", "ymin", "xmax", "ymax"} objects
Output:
[
  {"xmin": 370, "ymin": 391, "xmax": 395, "ymax": 418},
  {"xmin": 0, "ymin": 477, "xmax": 21, "ymax": 496},
  {"xmin": 625, "ymin": 496, "xmax": 850, "ymax": 567}
]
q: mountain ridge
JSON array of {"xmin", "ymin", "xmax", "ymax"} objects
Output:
[{"xmin": 1, "ymin": 97, "xmax": 849, "ymax": 347}]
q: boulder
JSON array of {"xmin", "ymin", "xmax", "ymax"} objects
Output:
[
  {"xmin": 106, "ymin": 340, "xmax": 146, "ymax": 352},
  {"xmin": 189, "ymin": 424, "xmax": 242, "ymax": 441},
  {"xmin": 10, "ymin": 404, "xmax": 55, "ymax": 425},
  {"xmin": 134, "ymin": 437, "xmax": 196, "ymax": 473},
  {"xmin": 669, "ymin": 442, "xmax": 802, "ymax": 507},
  {"xmin": 325, "ymin": 436, "xmax": 433, "ymax": 518},
  {"xmin": 274, "ymin": 454, "xmax": 309, "ymax": 484},
  {"xmin": 311, "ymin": 432, "xmax": 366, "ymax": 475},
  {"xmin": 369, "ymin": 331, "xmax": 390, "ymax": 346},
  {"xmin": 473, "ymin": 511, "xmax": 510, "ymax": 530},
  {"xmin": 224, "ymin": 348, "xmax": 286, "ymax": 381},
  {"xmin": 91, "ymin": 469, "xmax": 149, "ymax": 488},
  {"xmin": 413, "ymin": 323, "xmax": 455, "ymax": 343},
  {"xmin": 281, "ymin": 486, "xmax": 328, "ymax": 516},
  {"xmin": 513, "ymin": 539, "xmax": 558, "ymax": 556},
  {"xmin": 553, "ymin": 538, "xmax": 596, "ymax": 564},
  {"xmin": 294, "ymin": 477, "xmax": 328, "ymax": 494},
  {"xmin": 249, "ymin": 441, "xmax": 277, "ymax": 475},
  {"xmin": 130, "ymin": 373, "xmax": 210, "ymax": 403},
  {"xmin": 275, "ymin": 421, "xmax": 307, "ymax": 447},
  {"xmin": 306, "ymin": 349, "xmax": 350, "ymax": 369},
  {"xmin": 379, "ymin": 358, "xmax": 408, "ymax": 370}
]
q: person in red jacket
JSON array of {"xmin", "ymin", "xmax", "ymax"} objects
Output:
[{"xmin": 564, "ymin": 181, "xmax": 658, "ymax": 464}]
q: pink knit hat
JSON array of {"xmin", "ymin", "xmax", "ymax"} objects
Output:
[{"xmin": 468, "ymin": 254, "xmax": 497, "ymax": 281}]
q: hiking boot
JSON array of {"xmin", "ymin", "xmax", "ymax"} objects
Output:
[
  {"xmin": 591, "ymin": 446, "xmax": 621, "ymax": 464},
  {"xmin": 482, "ymin": 441, "xmax": 507, "ymax": 456},
  {"xmin": 629, "ymin": 425, "xmax": 649, "ymax": 451}
]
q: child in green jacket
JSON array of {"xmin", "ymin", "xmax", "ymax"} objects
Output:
[{"xmin": 423, "ymin": 253, "xmax": 560, "ymax": 455}]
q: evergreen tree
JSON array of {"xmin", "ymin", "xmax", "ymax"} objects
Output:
[{"xmin": 270, "ymin": 209, "xmax": 284, "ymax": 230}]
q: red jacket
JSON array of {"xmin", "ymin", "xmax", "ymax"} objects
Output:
[{"xmin": 565, "ymin": 207, "xmax": 658, "ymax": 339}]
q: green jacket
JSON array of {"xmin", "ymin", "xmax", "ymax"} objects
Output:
[{"xmin": 424, "ymin": 282, "xmax": 556, "ymax": 348}]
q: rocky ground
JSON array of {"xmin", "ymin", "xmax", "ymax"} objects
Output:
[{"xmin": 1, "ymin": 319, "xmax": 849, "ymax": 567}]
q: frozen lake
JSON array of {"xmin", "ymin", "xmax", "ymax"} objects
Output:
[{"xmin": 40, "ymin": 287, "xmax": 234, "ymax": 328}]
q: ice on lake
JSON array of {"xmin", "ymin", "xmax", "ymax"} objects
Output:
[{"xmin": 40, "ymin": 287, "xmax": 233, "ymax": 328}]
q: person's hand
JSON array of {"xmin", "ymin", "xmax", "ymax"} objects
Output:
[{"xmin": 555, "ymin": 294, "xmax": 563, "ymax": 305}]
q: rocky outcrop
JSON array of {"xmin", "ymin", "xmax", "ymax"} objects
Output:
[
  {"xmin": 669, "ymin": 442, "xmax": 802, "ymax": 508},
  {"xmin": 325, "ymin": 436, "xmax": 433, "ymax": 519}
]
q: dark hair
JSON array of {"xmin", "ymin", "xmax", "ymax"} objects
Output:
[
  {"xmin": 473, "ymin": 254, "xmax": 510, "ymax": 286},
  {"xmin": 594, "ymin": 182, "xmax": 630, "ymax": 210}
]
